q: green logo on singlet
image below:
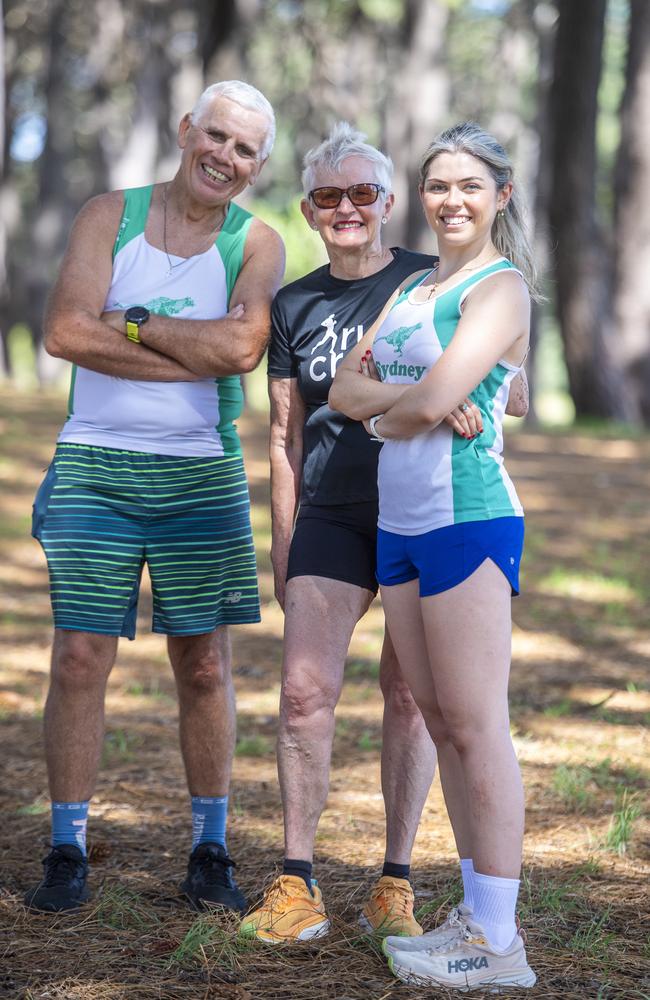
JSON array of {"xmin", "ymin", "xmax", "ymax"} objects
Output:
[
  {"xmin": 115, "ymin": 296, "xmax": 195, "ymax": 316},
  {"xmin": 374, "ymin": 322, "xmax": 422, "ymax": 356}
]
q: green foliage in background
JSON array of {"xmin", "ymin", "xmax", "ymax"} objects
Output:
[{"xmin": 250, "ymin": 197, "xmax": 327, "ymax": 286}]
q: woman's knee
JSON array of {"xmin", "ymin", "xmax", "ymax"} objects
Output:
[
  {"xmin": 281, "ymin": 672, "xmax": 339, "ymax": 726},
  {"xmin": 439, "ymin": 708, "xmax": 510, "ymax": 756},
  {"xmin": 381, "ymin": 671, "xmax": 423, "ymax": 723}
]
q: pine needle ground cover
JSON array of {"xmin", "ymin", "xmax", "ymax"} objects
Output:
[{"xmin": 0, "ymin": 389, "xmax": 648, "ymax": 1000}]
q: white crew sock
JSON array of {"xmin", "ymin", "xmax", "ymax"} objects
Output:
[
  {"xmin": 459, "ymin": 858, "xmax": 475, "ymax": 911},
  {"xmin": 471, "ymin": 870, "xmax": 519, "ymax": 951}
]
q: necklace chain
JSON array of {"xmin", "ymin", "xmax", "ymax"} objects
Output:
[
  {"xmin": 162, "ymin": 183, "xmax": 226, "ymax": 278},
  {"xmin": 416, "ymin": 256, "xmax": 501, "ymax": 302}
]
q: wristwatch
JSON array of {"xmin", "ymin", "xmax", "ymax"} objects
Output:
[{"xmin": 124, "ymin": 305, "xmax": 150, "ymax": 344}]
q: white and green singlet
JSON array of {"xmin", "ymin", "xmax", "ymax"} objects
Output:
[
  {"xmin": 373, "ymin": 259, "xmax": 525, "ymax": 535},
  {"xmin": 58, "ymin": 185, "xmax": 252, "ymax": 458}
]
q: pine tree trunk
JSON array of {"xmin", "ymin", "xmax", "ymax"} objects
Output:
[
  {"xmin": 613, "ymin": 0, "xmax": 650, "ymax": 424},
  {"xmin": 383, "ymin": 0, "xmax": 450, "ymax": 252},
  {"xmin": 548, "ymin": 0, "xmax": 633, "ymax": 421}
]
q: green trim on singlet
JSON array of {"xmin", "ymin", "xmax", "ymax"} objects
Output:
[
  {"xmin": 112, "ymin": 186, "xmax": 154, "ymax": 258},
  {"xmin": 214, "ymin": 202, "xmax": 253, "ymax": 455},
  {"xmin": 216, "ymin": 201, "xmax": 254, "ymax": 302},
  {"xmin": 66, "ymin": 365, "xmax": 78, "ymax": 418},
  {"xmin": 393, "ymin": 268, "xmax": 437, "ymax": 307},
  {"xmin": 432, "ymin": 259, "xmax": 519, "ymax": 523}
]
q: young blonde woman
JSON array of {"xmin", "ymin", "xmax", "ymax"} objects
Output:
[{"xmin": 330, "ymin": 122, "xmax": 537, "ymax": 991}]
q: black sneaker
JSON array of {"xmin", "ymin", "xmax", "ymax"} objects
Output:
[
  {"xmin": 24, "ymin": 844, "xmax": 90, "ymax": 912},
  {"xmin": 180, "ymin": 842, "xmax": 247, "ymax": 913}
]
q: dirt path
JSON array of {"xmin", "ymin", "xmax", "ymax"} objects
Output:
[{"xmin": 0, "ymin": 388, "xmax": 648, "ymax": 999}]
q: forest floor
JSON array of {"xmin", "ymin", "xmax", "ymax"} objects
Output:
[{"xmin": 0, "ymin": 387, "xmax": 648, "ymax": 1000}]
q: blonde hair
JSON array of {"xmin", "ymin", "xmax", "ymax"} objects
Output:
[{"xmin": 420, "ymin": 122, "xmax": 540, "ymax": 299}]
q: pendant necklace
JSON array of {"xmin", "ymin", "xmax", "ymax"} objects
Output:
[
  {"xmin": 408, "ymin": 255, "xmax": 501, "ymax": 305},
  {"xmin": 162, "ymin": 183, "xmax": 226, "ymax": 278}
]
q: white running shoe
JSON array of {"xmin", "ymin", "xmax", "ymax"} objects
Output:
[
  {"xmin": 383, "ymin": 903, "xmax": 472, "ymax": 956},
  {"xmin": 384, "ymin": 914, "xmax": 536, "ymax": 992}
]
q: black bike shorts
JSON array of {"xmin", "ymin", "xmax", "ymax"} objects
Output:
[{"xmin": 286, "ymin": 501, "xmax": 379, "ymax": 595}]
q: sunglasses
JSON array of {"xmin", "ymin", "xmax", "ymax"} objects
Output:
[{"xmin": 309, "ymin": 183, "xmax": 386, "ymax": 209}]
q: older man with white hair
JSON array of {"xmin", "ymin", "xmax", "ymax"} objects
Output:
[{"xmin": 24, "ymin": 81, "xmax": 285, "ymax": 914}]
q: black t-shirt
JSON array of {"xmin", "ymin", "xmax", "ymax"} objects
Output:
[{"xmin": 268, "ymin": 247, "xmax": 437, "ymax": 505}]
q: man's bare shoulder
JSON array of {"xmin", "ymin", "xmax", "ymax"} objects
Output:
[
  {"xmin": 73, "ymin": 190, "xmax": 125, "ymax": 231},
  {"xmin": 246, "ymin": 215, "xmax": 285, "ymax": 256}
]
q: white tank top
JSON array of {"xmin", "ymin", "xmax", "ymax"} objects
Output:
[
  {"xmin": 58, "ymin": 186, "xmax": 252, "ymax": 457},
  {"xmin": 374, "ymin": 259, "xmax": 524, "ymax": 535}
]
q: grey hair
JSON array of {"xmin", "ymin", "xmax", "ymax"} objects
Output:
[
  {"xmin": 420, "ymin": 122, "xmax": 540, "ymax": 299},
  {"xmin": 190, "ymin": 80, "xmax": 276, "ymax": 160},
  {"xmin": 302, "ymin": 121, "xmax": 393, "ymax": 197}
]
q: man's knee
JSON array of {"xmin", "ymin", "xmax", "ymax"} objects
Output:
[
  {"xmin": 51, "ymin": 631, "xmax": 116, "ymax": 693},
  {"xmin": 175, "ymin": 653, "xmax": 232, "ymax": 695},
  {"xmin": 170, "ymin": 630, "xmax": 233, "ymax": 695}
]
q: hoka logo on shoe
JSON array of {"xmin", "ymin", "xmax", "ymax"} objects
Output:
[{"xmin": 447, "ymin": 957, "xmax": 489, "ymax": 973}]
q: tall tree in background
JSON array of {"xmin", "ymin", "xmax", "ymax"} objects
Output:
[
  {"xmin": 613, "ymin": 0, "xmax": 650, "ymax": 422},
  {"xmin": 547, "ymin": 0, "xmax": 632, "ymax": 420},
  {"xmin": 383, "ymin": 0, "xmax": 450, "ymax": 251}
]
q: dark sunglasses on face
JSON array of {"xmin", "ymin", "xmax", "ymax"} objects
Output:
[{"xmin": 308, "ymin": 183, "xmax": 386, "ymax": 209}]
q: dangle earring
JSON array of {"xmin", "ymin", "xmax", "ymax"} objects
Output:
[{"xmin": 381, "ymin": 217, "xmax": 387, "ymax": 225}]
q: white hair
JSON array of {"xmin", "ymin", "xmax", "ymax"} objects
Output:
[
  {"xmin": 302, "ymin": 121, "xmax": 393, "ymax": 196},
  {"xmin": 190, "ymin": 80, "xmax": 276, "ymax": 160}
]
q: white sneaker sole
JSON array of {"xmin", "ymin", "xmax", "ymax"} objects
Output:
[
  {"xmin": 358, "ymin": 913, "xmax": 373, "ymax": 933},
  {"xmin": 247, "ymin": 918, "xmax": 330, "ymax": 945},
  {"xmin": 388, "ymin": 955, "xmax": 537, "ymax": 992}
]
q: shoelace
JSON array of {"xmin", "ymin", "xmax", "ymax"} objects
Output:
[
  {"xmin": 422, "ymin": 912, "xmax": 469, "ymax": 954},
  {"xmin": 195, "ymin": 850, "xmax": 236, "ymax": 886},
  {"xmin": 252, "ymin": 878, "xmax": 302, "ymax": 925},
  {"xmin": 42, "ymin": 852, "xmax": 83, "ymax": 887},
  {"xmin": 378, "ymin": 882, "xmax": 413, "ymax": 916}
]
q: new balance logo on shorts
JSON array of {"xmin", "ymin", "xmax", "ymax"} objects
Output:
[
  {"xmin": 448, "ymin": 957, "xmax": 489, "ymax": 973},
  {"xmin": 223, "ymin": 591, "xmax": 242, "ymax": 604}
]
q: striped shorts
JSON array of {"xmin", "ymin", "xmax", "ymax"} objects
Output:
[{"xmin": 32, "ymin": 443, "xmax": 261, "ymax": 638}]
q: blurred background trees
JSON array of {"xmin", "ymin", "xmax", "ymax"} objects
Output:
[{"xmin": 1, "ymin": 0, "xmax": 648, "ymax": 426}]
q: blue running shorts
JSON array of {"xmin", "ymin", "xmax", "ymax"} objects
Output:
[
  {"xmin": 32, "ymin": 443, "xmax": 261, "ymax": 638},
  {"xmin": 376, "ymin": 516, "xmax": 524, "ymax": 597}
]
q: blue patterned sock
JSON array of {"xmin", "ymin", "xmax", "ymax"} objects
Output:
[
  {"xmin": 51, "ymin": 801, "xmax": 90, "ymax": 855},
  {"xmin": 191, "ymin": 795, "xmax": 228, "ymax": 850}
]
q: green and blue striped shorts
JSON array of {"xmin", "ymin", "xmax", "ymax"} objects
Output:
[{"xmin": 32, "ymin": 443, "xmax": 261, "ymax": 638}]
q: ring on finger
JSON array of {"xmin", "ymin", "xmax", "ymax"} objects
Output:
[{"xmin": 459, "ymin": 402, "xmax": 469, "ymax": 413}]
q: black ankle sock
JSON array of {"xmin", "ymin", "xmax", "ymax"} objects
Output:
[
  {"xmin": 283, "ymin": 858, "xmax": 313, "ymax": 894},
  {"xmin": 382, "ymin": 861, "xmax": 410, "ymax": 881}
]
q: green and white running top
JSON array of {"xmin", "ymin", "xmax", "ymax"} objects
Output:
[
  {"xmin": 373, "ymin": 259, "xmax": 524, "ymax": 535},
  {"xmin": 58, "ymin": 185, "xmax": 253, "ymax": 457}
]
